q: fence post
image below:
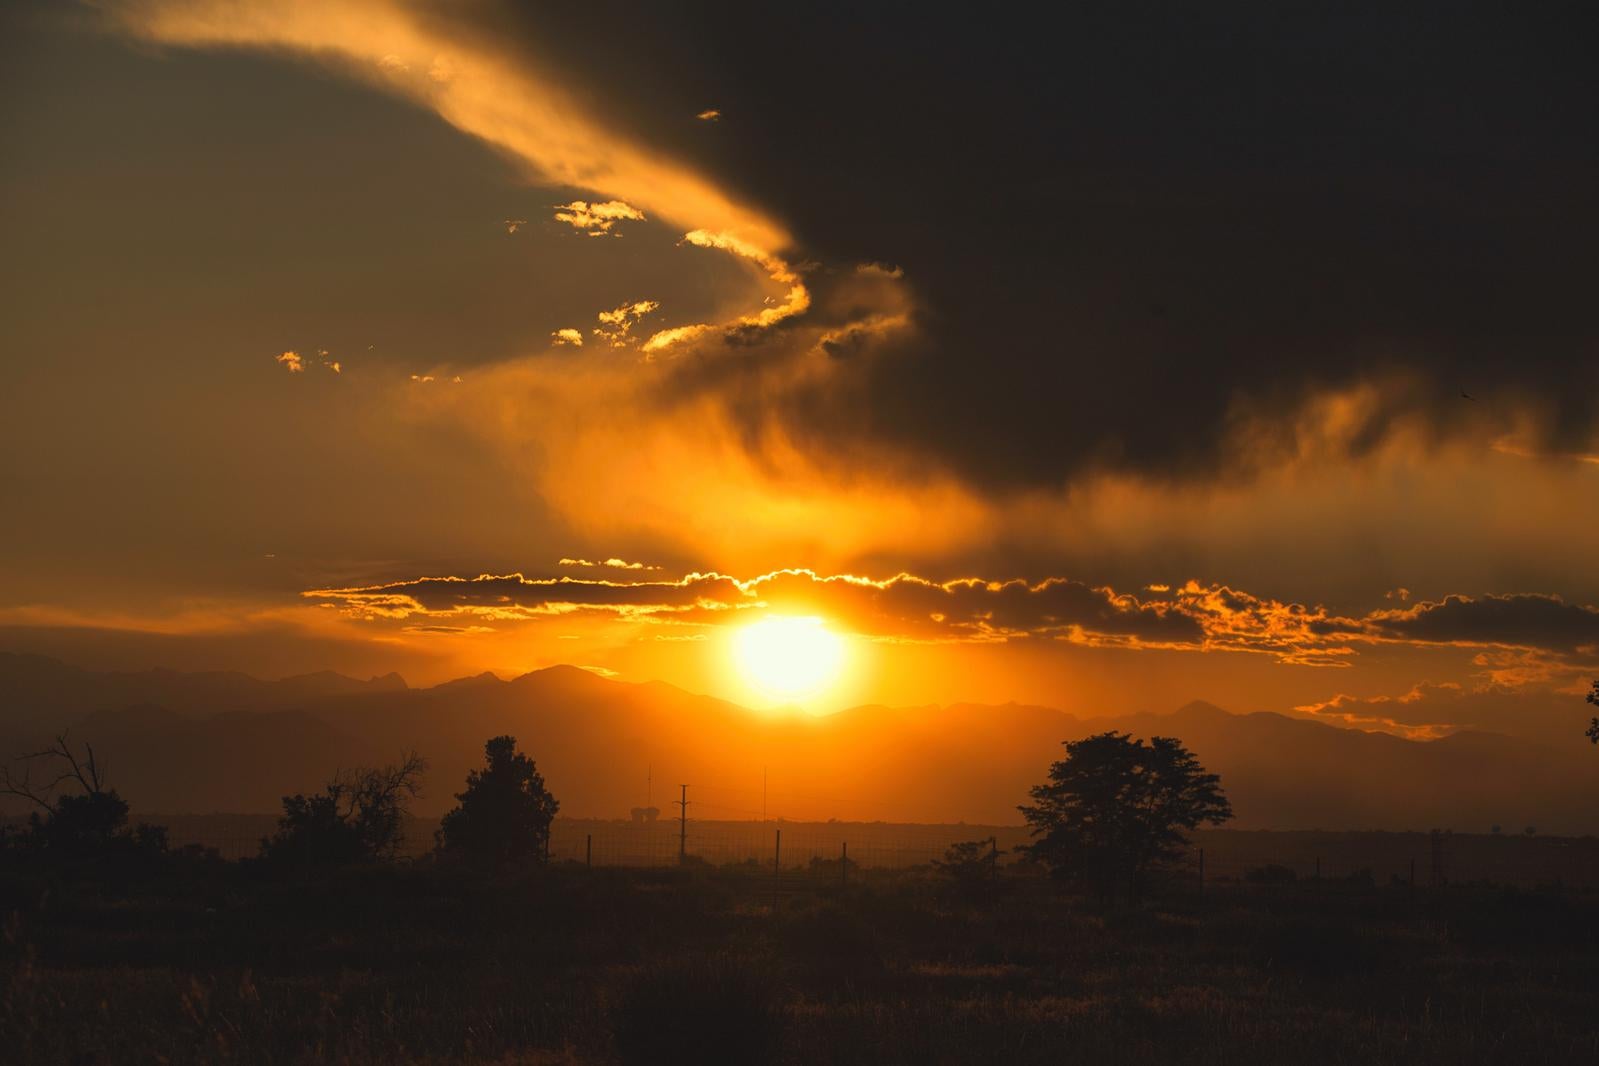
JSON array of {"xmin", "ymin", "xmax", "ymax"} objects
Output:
[
  {"xmin": 841, "ymin": 841, "xmax": 848, "ymax": 887},
  {"xmin": 769, "ymin": 828, "xmax": 781, "ymax": 910},
  {"xmin": 585, "ymin": 833, "xmax": 592, "ymax": 869}
]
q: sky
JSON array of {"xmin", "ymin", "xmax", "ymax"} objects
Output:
[{"xmin": 2, "ymin": 1, "xmax": 1597, "ymax": 743}]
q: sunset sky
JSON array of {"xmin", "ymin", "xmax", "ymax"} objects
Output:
[{"xmin": 3, "ymin": 2, "xmax": 1597, "ymax": 744}]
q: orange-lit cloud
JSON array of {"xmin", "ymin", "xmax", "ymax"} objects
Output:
[
  {"xmin": 99, "ymin": 1, "xmax": 786, "ymax": 248},
  {"xmin": 275, "ymin": 349, "xmax": 342, "ymax": 374},
  {"xmin": 1291, "ymin": 686, "xmax": 1461, "ymax": 740},
  {"xmin": 552, "ymin": 199, "xmax": 645, "ymax": 236},
  {"xmin": 559, "ymin": 557, "xmax": 661, "ymax": 571},
  {"xmin": 302, "ymin": 568, "xmax": 1599, "ymax": 676},
  {"xmin": 593, "ymin": 300, "xmax": 660, "ymax": 347},
  {"xmin": 640, "ymin": 323, "xmax": 713, "ymax": 356},
  {"xmin": 100, "ymin": 0, "xmax": 796, "ymax": 353},
  {"xmin": 551, "ymin": 328, "xmax": 584, "ymax": 347}
]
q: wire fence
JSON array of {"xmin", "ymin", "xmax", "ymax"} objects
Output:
[{"xmin": 125, "ymin": 815, "xmax": 1599, "ymax": 890}]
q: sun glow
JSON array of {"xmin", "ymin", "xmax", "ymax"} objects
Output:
[{"xmin": 731, "ymin": 615, "xmax": 846, "ymax": 703}]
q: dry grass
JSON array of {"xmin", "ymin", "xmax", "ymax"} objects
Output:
[{"xmin": 3, "ymin": 860, "xmax": 1598, "ymax": 1064}]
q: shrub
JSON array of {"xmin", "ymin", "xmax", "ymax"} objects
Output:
[{"xmin": 258, "ymin": 754, "xmax": 426, "ymax": 869}]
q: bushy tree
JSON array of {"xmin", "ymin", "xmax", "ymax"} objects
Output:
[
  {"xmin": 1585, "ymin": 680, "xmax": 1598, "ymax": 744},
  {"xmin": 437, "ymin": 735, "xmax": 559, "ymax": 870},
  {"xmin": 0, "ymin": 733, "xmax": 168, "ymax": 867},
  {"xmin": 1020, "ymin": 732, "xmax": 1232, "ymax": 903},
  {"xmin": 259, "ymin": 754, "xmax": 427, "ymax": 868}
]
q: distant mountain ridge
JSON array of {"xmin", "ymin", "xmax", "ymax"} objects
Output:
[
  {"xmin": 0, "ymin": 651, "xmax": 407, "ymax": 730},
  {"xmin": 1, "ymin": 654, "xmax": 1594, "ymax": 833}
]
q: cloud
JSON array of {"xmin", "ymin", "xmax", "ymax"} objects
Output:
[
  {"xmin": 640, "ymin": 323, "xmax": 713, "ymax": 356},
  {"xmin": 276, "ymin": 349, "xmax": 342, "ymax": 374},
  {"xmin": 1367, "ymin": 594, "xmax": 1599, "ymax": 654},
  {"xmin": 696, "ymin": 109, "xmax": 721, "ymax": 121},
  {"xmin": 1291, "ymin": 685, "xmax": 1463, "ymax": 740},
  {"xmin": 503, "ymin": 218, "xmax": 527, "ymax": 234},
  {"xmin": 1291, "ymin": 680, "xmax": 1595, "ymax": 744},
  {"xmin": 99, "ymin": 0, "xmax": 807, "ymax": 369},
  {"xmin": 302, "ymin": 568, "xmax": 1200, "ymax": 648},
  {"xmin": 593, "ymin": 300, "xmax": 660, "ymax": 347},
  {"xmin": 301, "ymin": 568, "xmax": 1599, "ymax": 677},
  {"xmin": 99, "ymin": 1, "xmax": 786, "ymax": 250},
  {"xmin": 552, "ymin": 199, "xmax": 645, "ymax": 236},
  {"xmin": 104, "ymin": 1, "xmax": 1599, "ymax": 502},
  {"xmin": 559, "ymin": 557, "xmax": 662, "ymax": 571},
  {"xmin": 551, "ymin": 328, "xmax": 584, "ymax": 347}
]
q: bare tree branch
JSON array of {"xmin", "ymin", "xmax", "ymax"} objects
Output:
[{"xmin": 0, "ymin": 733, "xmax": 115, "ymax": 815}]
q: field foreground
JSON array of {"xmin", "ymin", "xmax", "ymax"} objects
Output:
[{"xmin": 4, "ymin": 853, "xmax": 1598, "ymax": 1065}]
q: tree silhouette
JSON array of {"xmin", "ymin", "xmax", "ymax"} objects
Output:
[
  {"xmin": 437, "ymin": 735, "xmax": 559, "ymax": 870},
  {"xmin": 1020, "ymin": 731, "xmax": 1232, "ymax": 903},
  {"xmin": 259, "ymin": 753, "xmax": 427, "ymax": 868},
  {"xmin": 0, "ymin": 732, "xmax": 168, "ymax": 862},
  {"xmin": 1585, "ymin": 680, "xmax": 1598, "ymax": 745}
]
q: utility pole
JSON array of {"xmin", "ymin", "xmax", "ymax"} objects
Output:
[{"xmin": 676, "ymin": 784, "xmax": 688, "ymax": 863}]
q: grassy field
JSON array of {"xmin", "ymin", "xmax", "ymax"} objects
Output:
[{"xmin": 4, "ymin": 853, "xmax": 1598, "ymax": 1065}]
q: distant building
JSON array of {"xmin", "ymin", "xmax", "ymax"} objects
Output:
[{"xmin": 630, "ymin": 806, "xmax": 660, "ymax": 824}]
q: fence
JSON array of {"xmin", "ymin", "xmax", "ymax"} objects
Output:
[
  {"xmin": 1181, "ymin": 828, "xmax": 1599, "ymax": 890},
  {"xmin": 117, "ymin": 815, "xmax": 1599, "ymax": 890}
]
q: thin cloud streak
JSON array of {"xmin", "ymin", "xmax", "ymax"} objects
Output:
[{"xmin": 301, "ymin": 568, "xmax": 1599, "ymax": 672}]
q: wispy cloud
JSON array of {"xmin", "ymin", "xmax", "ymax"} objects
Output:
[
  {"xmin": 559, "ymin": 557, "xmax": 662, "ymax": 571},
  {"xmin": 551, "ymin": 328, "xmax": 584, "ymax": 347},
  {"xmin": 552, "ymin": 199, "xmax": 644, "ymax": 236},
  {"xmin": 276, "ymin": 349, "xmax": 342, "ymax": 374},
  {"xmin": 594, "ymin": 300, "xmax": 660, "ymax": 347},
  {"xmin": 99, "ymin": 1, "xmax": 787, "ymax": 250},
  {"xmin": 303, "ymin": 568, "xmax": 1599, "ymax": 673}
]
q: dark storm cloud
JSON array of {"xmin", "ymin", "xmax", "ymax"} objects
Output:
[
  {"xmin": 492, "ymin": 1, "xmax": 1599, "ymax": 486},
  {"xmin": 1369, "ymin": 594, "xmax": 1599, "ymax": 653}
]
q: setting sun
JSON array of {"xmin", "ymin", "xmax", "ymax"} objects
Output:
[{"xmin": 731, "ymin": 615, "xmax": 846, "ymax": 702}]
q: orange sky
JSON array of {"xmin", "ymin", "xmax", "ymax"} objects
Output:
[{"xmin": 2, "ymin": 1, "xmax": 1597, "ymax": 748}]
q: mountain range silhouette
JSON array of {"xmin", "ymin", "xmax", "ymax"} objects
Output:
[{"xmin": 2, "ymin": 653, "xmax": 1594, "ymax": 832}]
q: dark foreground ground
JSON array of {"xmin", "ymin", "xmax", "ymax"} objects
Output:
[{"xmin": 3, "ymin": 859, "xmax": 1597, "ymax": 1065}]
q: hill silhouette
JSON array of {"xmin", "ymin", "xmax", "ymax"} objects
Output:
[{"xmin": 1, "ymin": 654, "xmax": 1593, "ymax": 832}]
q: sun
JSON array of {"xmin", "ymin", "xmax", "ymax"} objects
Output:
[{"xmin": 731, "ymin": 615, "xmax": 846, "ymax": 702}]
